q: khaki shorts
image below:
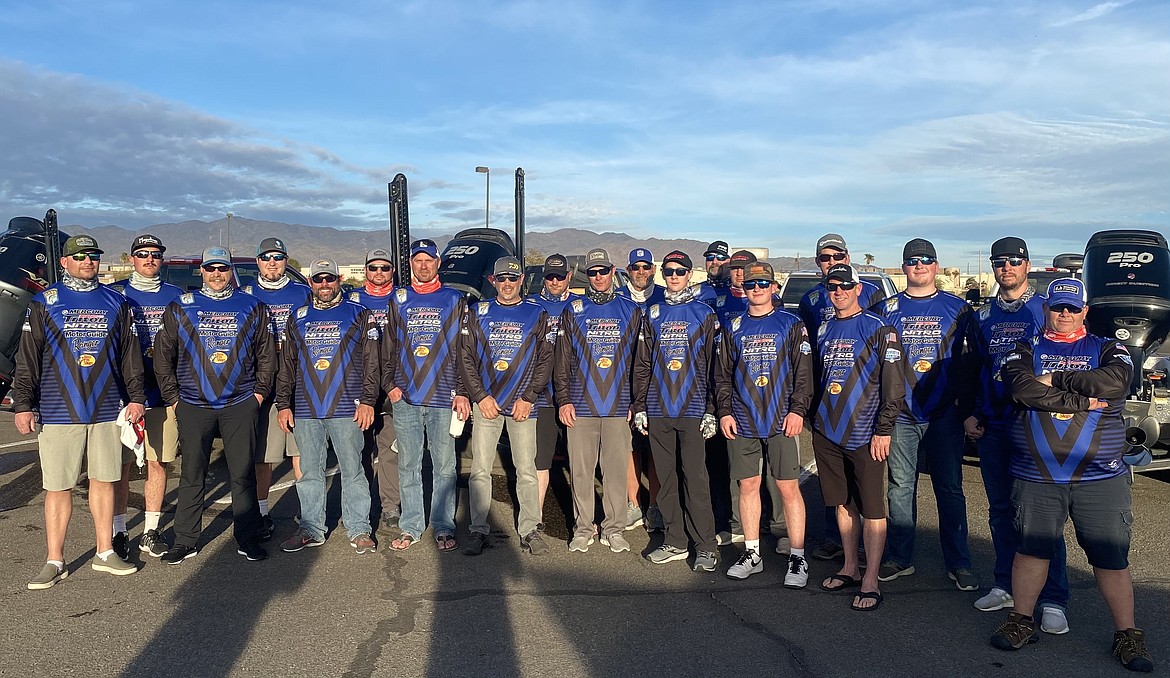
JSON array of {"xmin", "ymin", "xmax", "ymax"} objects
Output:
[
  {"xmin": 137, "ymin": 406, "xmax": 179, "ymax": 463},
  {"xmin": 39, "ymin": 421, "xmax": 123, "ymax": 491},
  {"xmin": 258, "ymin": 400, "xmax": 299, "ymax": 463}
]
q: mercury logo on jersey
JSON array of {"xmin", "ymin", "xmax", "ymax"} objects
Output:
[{"xmin": 1040, "ymin": 354, "xmax": 1093, "ymax": 372}]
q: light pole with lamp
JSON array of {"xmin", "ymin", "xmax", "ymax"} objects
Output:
[{"xmin": 475, "ymin": 166, "xmax": 490, "ymax": 228}]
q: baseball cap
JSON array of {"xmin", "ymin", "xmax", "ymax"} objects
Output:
[
  {"xmin": 410, "ymin": 239, "xmax": 438, "ymax": 258},
  {"xmin": 63, "ymin": 235, "xmax": 103, "ymax": 257},
  {"xmin": 824, "ymin": 264, "xmax": 858, "ymax": 284},
  {"xmin": 309, "ymin": 258, "xmax": 340, "ymax": 277},
  {"xmin": 131, "ymin": 234, "xmax": 166, "ymax": 253},
  {"xmin": 365, "ymin": 248, "xmax": 393, "ymax": 264},
  {"xmin": 585, "ymin": 248, "xmax": 614, "ymax": 269},
  {"xmin": 628, "ymin": 248, "xmax": 653, "ymax": 266},
  {"xmin": 704, "ymin": 241, "xmax": 730, "ymax": 257},
  {"xmin": 817, "ymin": 233, "xmax": 848, "ymax": 252},
  {"xmin": 543, "ymin": 253, "xmax": 569, "ymax": 275},
  {"xmin": 662, "ymin": 250, "xmax": 692, "ymax": 270},
  {"xmin": 743, "ymin": 262, "xmax": 775, "ymax": 283},
  {"xmin": 493, "ymin": 256, "xmax": 523, "ymax": 277},
  {"xmin": 257, "ymin": 237, "xmax": 287, "ymax": 256},
  {"xmin": 729, "ymin": 250, "xmax": 757, "ymax": 269},
  {"xmin": 202, "ymin": 246, "xmax": 232, "ymax": 267},
  {"xmin": 902, "ymin": 238, "xmax": 937, "ymax": 261},
  {"xmin": 1045, "ymin": 278, "xmax": 1087, "ymax": 311},
  {"xmin": 990, "ymin": 237, "xmax": 1029, "ymax": 260}
]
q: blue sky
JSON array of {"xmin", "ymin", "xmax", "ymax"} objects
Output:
[{"xmin": 1, "ymin": 0, "xmax": 1167, "ymax": 270}]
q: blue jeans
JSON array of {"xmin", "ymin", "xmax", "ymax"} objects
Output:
[
  {"xmin": 292, "ymin": 417, "xmax": 372, "ymax": 541},
  {"xmin": 886, "ymin": 411, "xmax": 971, "ymax": 570},
  {"xmin": 395, "ymin": 402, "xmax": 457, "ymax": 539},
  {"xmin": 978, "ymin": 425, "xmax": 1069, "ymax": 610}
]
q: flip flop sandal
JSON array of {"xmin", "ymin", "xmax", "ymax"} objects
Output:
[
  {"xmin": 820, "ymin": 573, "xmax": 862, "ymax": 592},
  {"xmin": 435, "ymin": 533, "xmax": 458, "ymax": 552},
  {"xmin": 852, "ymin": 590, "xmax": 884, "ymax": 611},
  {"xmin": 390, "ymin": 534, "xmax": 416, "ymax": 551}
]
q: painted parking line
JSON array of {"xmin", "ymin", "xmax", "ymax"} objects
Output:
[
  {"xmin": 799, "ymin": 459, "xmax": 817, "ymax": 485},
  {"xmin": 0, "ymin": 439, "xmax": 37, "ymax": 451},
  {"xmin": 212, "ymin": 466, "xmax": 339, "ymax": 504}
]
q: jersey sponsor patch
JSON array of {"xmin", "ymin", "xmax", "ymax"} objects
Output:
[
  {"xmin": 828, "ymin": 382, "xmax": 842, "ymax": 395},
  {"xmin": 754, "ymin": 375, "xmax": 769, "ymax": 388},
  {"xmin": 571, "ymin": 299, "xmax": 584, "ymax": 314},
  {"xmin": 414, "ymin": 345, "xmax": 429, "ymax": 357},
  {"xmin": 494, "ymin": 359, "xmax": 509, "ymax": 371},
  {"xmin": 667, "ymin": 358, "xmax": 682, "ymax": 371},
  {"xmin": 649, "ymin": 304, "xmax": 660, "ymax": 319},
  {"xmin": 314, "ymin": 358, "xmax": 331, "ymax": 370},
  {"xmin": 180, "ymin": 293, "xmax": 194, "ymax": 304},
  {"xmin": 596, "ymin": 356, "xmax": 612, "ymax": 369},
  {"xmin": 44, "ymin": 289, "xmax": 59, "ymax": 305},
  {"xmin": 478, "ymin": 301, "xmax": 490, "ymax": 316},
  {"xmin": 884, "ymin": 348, "xmax": 901, "ymax": 363},
  {"xmin": 913, "ymin": 359, "xmax": 932, "ymax": 372},
  {"xmin": 210, "ymin": 351, "xmax": 228, "ymax": 364},
  {"xmin": 799, "ymin": 341, "xmax": 811, "ymax": 355},
  {"xmin": 731, "ymin": 316, "xmax": 741, "ymax": 332},
  {"xmin": 296, "ymin": 307, "xmax": 308, "ymax": 319},
  {"xmin": 77, "ymin": 354, "xmax": 96, "ymax": 367},
  {"xmin": 396, "ymin": 288, "xmax": 408, "ymax": 303}
]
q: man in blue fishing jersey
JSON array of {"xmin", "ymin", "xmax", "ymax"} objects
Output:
[
  {"xmin": 153, "ymin": 246, "xmax": 277, "ymax": 564},
  {"xmin": 459, "ymin": 256, "xmax": 554, "ymax": 556}
]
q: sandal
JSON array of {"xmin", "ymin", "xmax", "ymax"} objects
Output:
[
  {"xmin": 390, "ymin": 533, "xmax": 416, "ymax": 551},
  {"xmin": 852, "ymin": 590, "xmax": 884, "ymax": 611},
  {"xmin": 435, "ymin": 533, "xmax": 458, "ymax": 552},
  {"xmin": 820, "ymin": 573, "xmax": 862, "ymax": 592}
]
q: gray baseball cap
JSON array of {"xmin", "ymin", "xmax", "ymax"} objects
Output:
[
  {"xmin": 585, "ymin": 248, "xmax": 613, "ymax": 269},
  {"xmin": 309, "ymin": 258, "xmax": 340, "ymax": 277}
]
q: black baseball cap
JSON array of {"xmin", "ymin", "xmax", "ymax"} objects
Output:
[
  {"xmin": 544, "ymin": 253, "xmax": 569, "ymax": 275},
  {"xmin": 131, "ymin": 234, "xmax": 166, "ymax": 253},
  {"xmin": 662, "ymin": 250, "xmax": 692, "ymax": 270},
  {"xmin": 902, "ymin": 238, "xmax": 936, "ymax": 260},
  {"xmin": 704, "ymin": 241, "xmax": 729, "ymax": 257},
  {"xmin": 824, "ymin": 264, "xmax": 857, "ymax": 283},
  {"xmin": 990, "ymin": 237, "xmax": 1029, "ymax": 260},
  {"xmin": 729, "ymin": 250, "xmax": 757, "ymax": 269}
]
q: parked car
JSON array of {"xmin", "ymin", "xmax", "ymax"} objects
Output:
[
  {"xmin": 524, "ymin": 256, "xmax": 631, "ymax": 297},
  {"xmin": 160, "ymin": 255, "xmax": 308, "ymax": 291},
  {"xmin": 987, "ymin": 253, "xmax": 1084, "ymax": 299},
  {"xmin": 779, "ymin": 269, "xmax": 899, "ymax": 308}
]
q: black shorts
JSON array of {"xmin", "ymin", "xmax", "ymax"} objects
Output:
[
  {"xmin": 535, "ymin": 407, "xmax": 567, "ymax": 471},
  {"xmin": 728, "ymin": 433, "xmax": 800, "ymax": 482},
  {"xmin": 1012, "ymin": 473, "xmax": 1132, "ymax": 570},
  {"xmin": 812, "ymin": 430, "xmax": 886, "ymax": 519}
]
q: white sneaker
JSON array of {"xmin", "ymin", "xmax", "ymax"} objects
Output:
[
  {"xmin": 568, "ymin": 535, "xmax": 595, "ymax": 553},
  {"xmin": 1040, "ymin": 606, "xmax": 1070, "ymax": 635},
  {"xmin": 783, "ymin": 554, "xmax": 809, "ymax": 589},
  {"xmin": 775, "ymin": 537, "xmax": 791, "ymax": 556},
  {"xmin": 726, "ymin": 549, "xmax": 763, "ymax": 580},
  {"xmin": 600, "ymin": 533, "xmax": 630, "ymax": 553},
  {"xmin": 974, "ymin": 587, "xmax": 1014, "ymax": 611}
]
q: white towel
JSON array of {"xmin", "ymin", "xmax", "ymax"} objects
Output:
[{"xmin": 117, "ymin": 407, "xmax": 146, "ymax": 468}]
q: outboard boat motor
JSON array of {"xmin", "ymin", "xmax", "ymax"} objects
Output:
[
  {"xmin": 1083, "ymin": 229, "xmax": 1170, "ymax": 468},
  {"xmin": 438, "ymin": 228, "xmax": 517, "ymax": 300}
]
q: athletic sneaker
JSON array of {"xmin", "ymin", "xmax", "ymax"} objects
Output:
[
  {"xmin": 775, "ymin": 537, "xmax": 791, "ymax": 556},
  {"xmin": 91, "ymin": 552, "xmax": 137, "ymax": 576},
  {"xmin": 692, "ymin": 551, "xmax": 718, "ymax": 572},
  {"xmin": 258, "ymin": 515, "xmax": 275, "ymax": 542},
  {"xmin": 600, "ymin": 532, "xmax": 630, "ymax": 553},
  {"xmin": 139, "ymin": 529, "xmax": 168, "ymax": 558},
  {"xmin": 112, "ymin": 531, "xmax": 131, "ymax": 560},
  {"xmin": 645, "ymin": 505, "xmax": 664, "ymax": 532},
  {"xmin": 877, "ymin": 560, "xmax": 915, "ymax": 582},
  {"xmin": 646, "ymin": 545, "xmax": 688, "ymax": 564},
  {"xmin": 521, "ymin": 529, "xmax": 550, "ymax": 556},
  {"xmin": 974, "ymin": 587, "xmax": 1014, "ymax": 611},
  {"xmin": 990, "ymin": 612, "xmax": 1039, "ymax": 651},
  {"xmin": 948, "ymin": 568, "xmax": 979, "ymax": 592},
  {"xmin": 281, "ymin": 528, "xmax": 325, "ymax": 553},
  {"xmin": 624, "ymin": 502, "xmax": 644, "ymax": 531},
  {"xmin": 376, "ymin": 511, "xmax": 400, "ymax": 537},
  {"xmin": 1112, "ymin": 628, "xmax": 1154, "ymax": 673},
  {"xmin": 463, "ymin": 531, "xmax": 490, "ymax": 556},
  {"xmin": 811, "ymin": 541, "xmax": 843, "ymax": 560},
  {"xmin": 1039, "ymin": 606, "xmax": 1070, "ymax": 635},
  {"xmin": 161, "ymin": 544, "xmax": 198, "ymax": 565},
  {"xmin": 726, "ymin": 550, "xmax": 763, "ymax": 580},
  {"xmin": 568, "ymin": 535, "xmax": 595, "ymax": 553},
  {"xmin": 716, "ymin": 531, "xmax": 745, "ymax": 546},
  {"xmin": 27, "ymin": 562, "xmax": 67, "ymax": 590},
  {"xmin": 237, "ymin": 542, "xmax": 268, "ymax": 561},
  {"xmin": 783, "ymin": 554, "xmax": 809, "ymax": 589},
  {"xmin": 350, "ymin": 533, "xmax": 376, "ymax": 555}
]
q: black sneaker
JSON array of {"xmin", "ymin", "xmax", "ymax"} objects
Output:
[
  {"xmin": 161, "ymin": 544, "xmax": 198, "ymax": 565},
  {"xmin": 258, "ymin": 515, "xmax": 274, "ymax": 542},
  {"xmin": 112, "ymin": 531, "xmax": 131, "ymax": 560},
  {"xmin": 990, "ymin": 612, "xmax": 1039, "ymax": 651},
  {"xmin": 139, "ymin": 529, "xmax": 168, "ymax": 558},
  {"xmin": 237, "ymin": 542, "xmax": 268, "ymax": 561},
  {"xmin": 521, "ymin": 528, "xmax": 550, "ymax": 556},
  {"xmin": 376, "ymin": 511, "xmax": 400, "ymax": 537},
  {"xmin": 1112, "ymin": 628, "xmax": 1154, "ymax": 673},
  {"xmin": 463, "ymin": 531, "xmax": 490, "ymax": 556},
  {"xmin": 811, "ymin": 541, "xmax": 843, "ymax": 560}
]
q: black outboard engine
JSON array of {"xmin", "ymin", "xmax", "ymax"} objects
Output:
[
  {"xmin": 0, "ymin": 216, "xmax": 71, "ymax": 399},
  {"xmin": 439, "ymin": 228, "xmax": 516, "ymax": 300},
  {"xmin": 1083, "ymin": 229, "xmax": 1170, "ymax": 468}
]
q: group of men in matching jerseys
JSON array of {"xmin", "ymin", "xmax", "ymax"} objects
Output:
[{"xmin": 13, "ymin": 227, "xmax": 1153, "ymax": 671}]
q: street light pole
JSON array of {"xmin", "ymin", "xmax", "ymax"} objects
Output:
[
  {"xmin": 475, "ymin": 166, "xmax": 490, "ymax": 228},
  {"xmin": 226, "ymin": 212, "xmax": 233, "ymax": 252}
]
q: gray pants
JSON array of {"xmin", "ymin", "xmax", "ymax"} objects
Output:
[
  {"xmin": 469, "ymin": 404, "xmax": 540, "ymax": 537},
  {"xmin": 567, "ymin": 416, "xmax": 632, "ymax": 538},
  {"xmin": 369, "ymin": 407, "xmax": 399, "ymax": 514}
]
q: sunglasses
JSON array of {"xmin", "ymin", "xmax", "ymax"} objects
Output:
[
  {"xmin": 494, "ymin": 274, "xmax": 520, "ymax": 283},
  {"xmin": 202, "ymin": 264, "xmax": 231, "ymax": 273},
  {"xmin": 69, "ymin": 253, "xmax": 101, "ymax": 262},
  {"xmin": 311, "ymin": 274, "xmax": 339, "ymax": 283},
  {"xmin": 544, "ymin": 273, "xmax": 567, "ymax": 282},
  {"xmin": 258, "ymin": 253, "xmax": 287, "ymax": 262},
  {"xmin": 133, "ymin": 251, "xmax": 164, "ymax": 260},
  {"xmin": 586, "ymin": 267, "xmax": 613, "ymax": 278},
  {"xmin": 742, "ymin": 280, "xmax": 774, "ymax": 290},
  {"xmin": 817, "ymin": 252, "xmax": 848, "ymax": 263},
  {"xmin": 903, "ymin": 256, "xmax": 936, "ymax": 267},
  {"xmin": 367, "ymin": 264, "xmax": 392, "ymax": 272},
  {"xmin": 628, "ymin": 263, "xmax": 653, "ymax": 271},
  {"xmin": 1048, "ymin": 303, "xmax": 1084, "ymax": 314},
  {"xmin": 661, "ymin": 267, "xmax": 689, "ymax": 278},
  {"xmin": 705, "ymin": 254, "xmax": 729, "ymax": 262},
  {"xmin": 825, "ymin": 281, "xmax": 858, "ymax": 292},
  {"xmin": 991, "ymin": 257, "xmax": 1027, "ymax": 269}
]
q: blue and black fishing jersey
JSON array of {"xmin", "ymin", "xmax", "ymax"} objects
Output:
[
  {"xmin": 813, "ymin": 310, "xmax": 905, "ymax": 450},
  {"xmin": 109, "ymin": 280, "xmax": 184, "ymax": 407},
  {"xmin": 349, "ymin": 287, "xmax": 391, "ymax": 328},
  {"xmin": 616, "ymin": 283, "xmax": 666, "ymax": 311},
  {"xmin": 1002, "ymin": 333, "xmax": 1132, "ymax": 484},
  {"xmin": 714, "ymin": 308, "xmax": 813, "ymax": 438},
  {"xmin": 799, "ymin": 279, "xmax": 884, "ymax": 346},
  {"xmin": 275, "ymin": 300, "xmax": 381, "ymax": 419},
  {"xmin": 553, "ymin": 295, "xmax": 642, "ymax": 418},
  {"xmin": 382, "ymin": 286, "xmax": 467, "ymax": 409},
  {"xmin": 528, "ymin": 291, "xmax": 581, "ymax": 408},
  {"xmin": 876, "ymin": 291, "xmax": 973, "ymax": 424},
  {"xmin": 242, "ymin": 280, "xmax": 311, "ymax": 349},
  {"xmin": 632, "ymin": 299, "xmax": 719, "ymax": 419},
  {"xmin": 969, "ymin": 295, "xmax": 1045, "ymax": 425},
  {"xmin": 153, "ymin": 289, "xmax": 277, "ymax": 409},
  {"xmin": 12, "ymin": 284, "xmax": 145, "ymax": 425},
  {"xmin": 459, "ymin": 299, "xmax": 553, "ymax": 416}
]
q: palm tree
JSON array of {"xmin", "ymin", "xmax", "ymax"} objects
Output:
[{"xmin": 864, "ymin": 253, "xmax": 875, "ymax": 268}]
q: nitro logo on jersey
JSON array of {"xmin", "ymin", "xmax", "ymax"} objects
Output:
[
  {"xmin": 988, "ymin": 323, "xmax": 1031, "ymax": 353},
  {"xmin": 900, "ymin": 317, "xmax": 943, "ymax": 342},
  {"xmin": 1040, "ymin": 354, "xmax": 1093, "ymax": 372},
  {"xmin": 196, "ymin": 311, "xmax": 240, "ymax": 336},
  {"xmin": 585, "ymin": 318, "xmax": 622, "ymax": 340}
]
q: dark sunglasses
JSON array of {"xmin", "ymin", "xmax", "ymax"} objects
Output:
[
  {"xmin": 705, "ymin": 254, "xmax": 729, "ymax": 262},
  {"xmin": 628, "ymin": 263, "xmax": 653, "ymax": 271},
  {"xmin": 544, "ymin": 273, "xmax": 568, "ymax": 282},
  {"xmin": 586, "ymin": 267, "xmax": 613, "ymax": 278},
  {"xmin": 903, "ymin": 256, "xmax": 936, "ymax": 267},
  {"xmin": 991, "ymin": 257, "xmax": 1026, "ymax": 269},
  {"xmin": 132, "ymin": 251, "xmax": 164, "ymax": 260},
  {"xmin": 1048, "ymin": 303, "xmax": 1083, "ymax": 314},
  {"xmin": 494, "ymin": 274, "xmax": 520, "ymax": 283},
  {"xmin": 366, "ymin": 264, "xmax": 393, "ymax": 272},
  {"xmin": 661, "ymin": 267, "xmax": 689, "ymax": 278},
  {"xmin": 311, "ymin": 274, "xmax": 339, "ymax": 283},
  {"xmin": 258, "ymin": 253, "xmax": 287, "ymax": 262},
  {"xmin": 69, "ymin": 252, "xmax": 101, "ymax": 262},
  {"xmin": 817, "ymin": 252, "xmax": 848, "ymax": 263},
  {"xmin": 742, "ymin": 280, "xmax": 774, "ymax": 290},
  {"xmin": 202, "ymin": 264, "xmax": 231, "ymax": 273},
  {"xmin": 825, "ymin": 281, "xmax": 858, "ymax": 292}
]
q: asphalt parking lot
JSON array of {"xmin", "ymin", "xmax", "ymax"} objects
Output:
[{"xmin": 0, "ymin": 415, "xmax": 1167, "ymax": 678}]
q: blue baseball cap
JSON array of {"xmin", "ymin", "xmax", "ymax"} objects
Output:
[
  {"xmin": 628, "ymin": 248, "xmax": 653, "ymax": 266},
  {"xmin": 410, "ymin": 239, "xmax": 438, "ymax": 258},
  {"xmin": 1046, "ymin": 278, "xmax": 1086, "ymax": 310},
  {"xmin": 202, "ymin": 246, "xmax": 232, "ymax": 267}
]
